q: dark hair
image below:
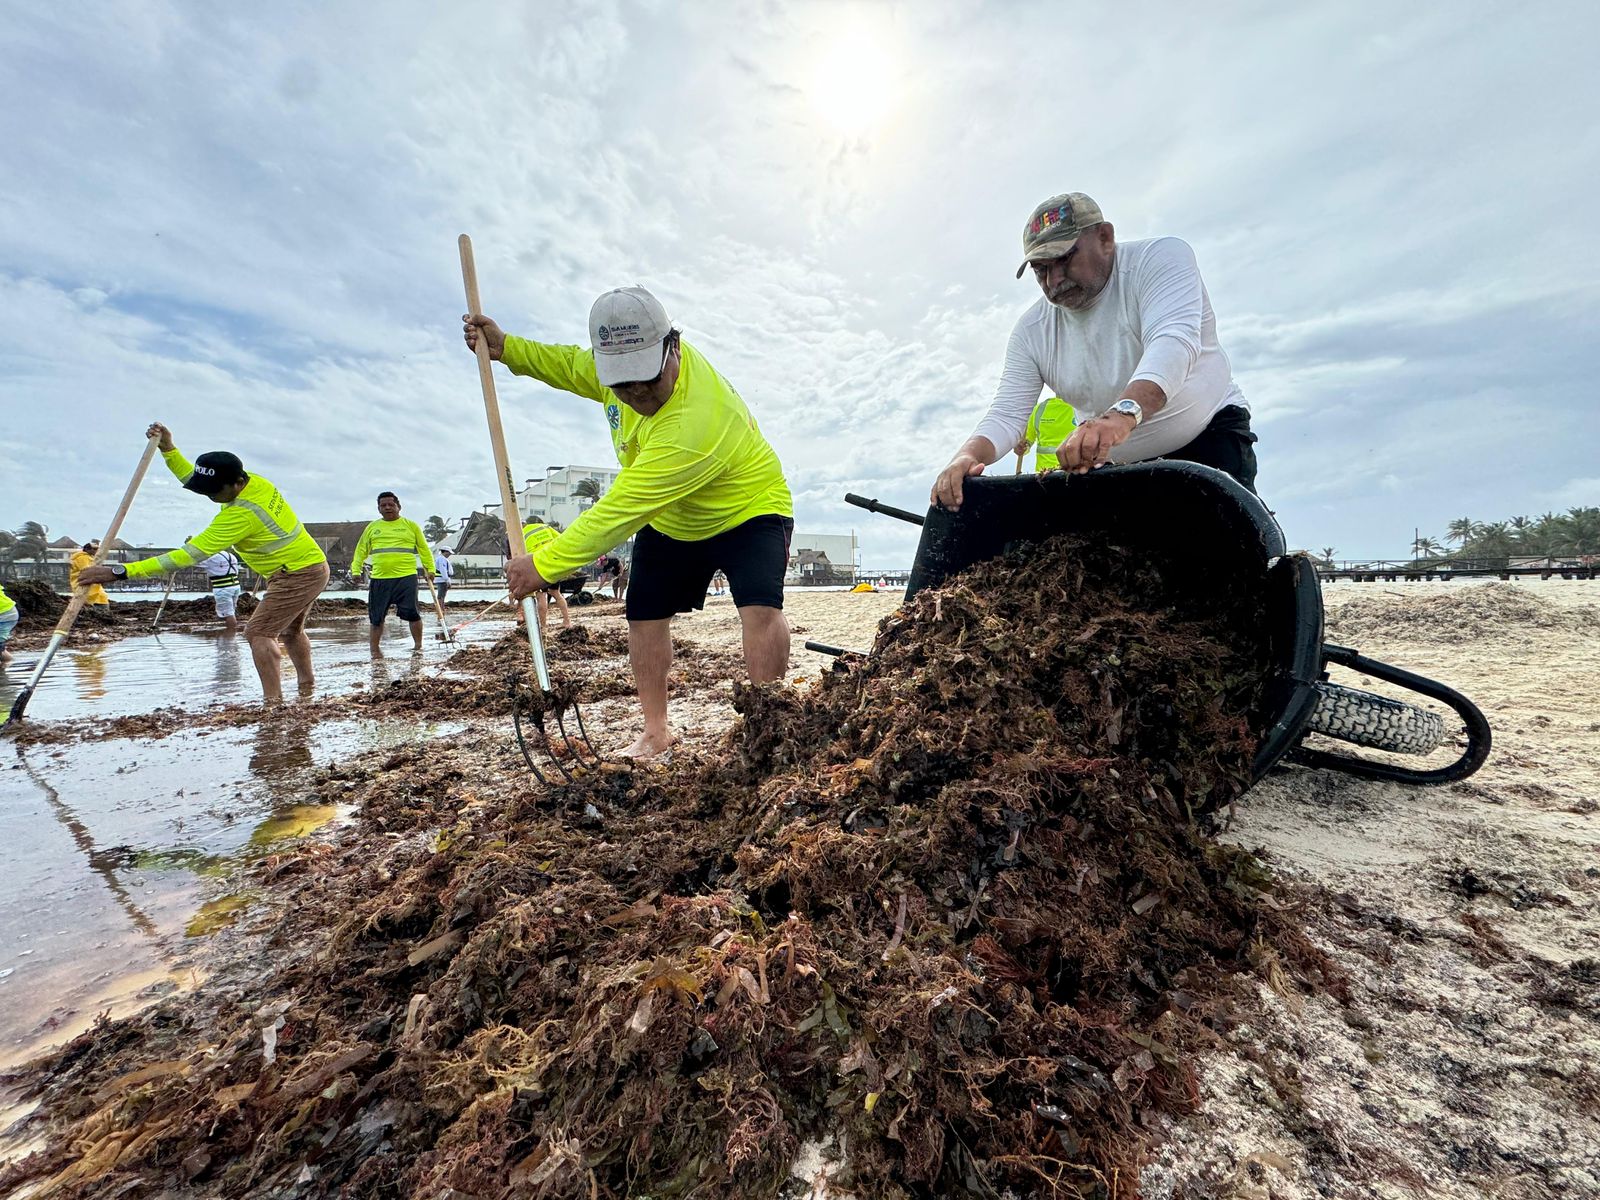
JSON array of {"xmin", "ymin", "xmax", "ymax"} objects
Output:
[{"xmin": 377, "ymin": 491, "xmax": 399, "ymax": 503}]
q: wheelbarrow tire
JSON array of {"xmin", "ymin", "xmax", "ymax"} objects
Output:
[{"xmin": 1307, "ymin": 681, "xmax": 1447, "ymax": 756}]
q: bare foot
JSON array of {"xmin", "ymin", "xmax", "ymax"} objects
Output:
[{"xmin": 618, "ymin": 729, "xmax": 678, "ymax": 759}]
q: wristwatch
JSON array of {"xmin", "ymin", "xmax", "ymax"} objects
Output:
[
  {"xmin": 1107, "ymin": 398, "xmax": 1144, "ymax": 427},
  {"xmin": 111, "ymin": 564, "xmax": 128, "ymax": 579}
]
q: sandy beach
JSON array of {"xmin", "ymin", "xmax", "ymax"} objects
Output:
[{"xmin": 1, "ymin": 577, "xmax": 1596, "ymax": 1198}]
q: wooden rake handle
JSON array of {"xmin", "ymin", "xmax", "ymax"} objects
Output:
[
  {"xmin": 458, "ymin": 234, "xmax": 551, "ymax": 691},
  {"xmin": 53, "ymin": 433, "xmax": 163, "ymax": 638}
]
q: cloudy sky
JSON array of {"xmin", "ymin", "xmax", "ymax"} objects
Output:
[{"xmin": 2, "ymin": 1, "xmax": 1595, "ymax": 570}]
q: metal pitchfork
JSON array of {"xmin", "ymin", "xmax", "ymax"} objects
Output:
[{"xmin": 459, "ymin": 233, "xmax": 602, "ymax": 785}]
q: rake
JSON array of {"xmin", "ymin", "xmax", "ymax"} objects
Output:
[
  {"xmin": 6, "ymin": 434, "xmax": 161, "ymax": 725},
  {"xmin": 149, "ymin": 573, "xmax": 177, "ymax": 632},
  {"xmin": 420, "ymin": 571, "xmax": 455, "ymax": 642},
  {"xmin": 445, "ymin": 591, "xmax": 511, "ymax": 638},
  {"xmin": 459, "ymin": 233, "xmax": 603, "ymax": 785}
]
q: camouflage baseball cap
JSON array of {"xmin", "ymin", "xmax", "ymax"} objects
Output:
[{"xmin": 1015, "ymin": 192, "xmax": 1104, "ymax": 279}]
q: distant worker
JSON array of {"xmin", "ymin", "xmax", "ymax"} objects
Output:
[
  {"xmin": 934, "ymin": 191, "xmax": 1257, "ymax": 509},
  {"xmin": 594, "ymin": 552, "xmax": 622, "ymax": 599},
  {"xmin": 69, "ymin": 540, "xmax": 111, "ymax": 606},
  {"xmin": 522, "ymin": 520, "xmax": 574, "ymax": 634},
  {"xmin": 464, "ymin": 285, "xmax": 793, "ymax": 758},
  {"xmin": 195, "ymin": 544, "xmax": 243, "ymax": 634},
  {"xmin": 432, "ymin": 545, "xmax": 455, "ymax": 604},
  {"xmin": 77, "ymin": 423, "xmax": 330, "ymax": 705},
  {"xmin": 1016, "ymin": 397, "xmax": 1077, "ymax": 470},
  {"xmin": 0, "ymin": 582, "xmax": 17, "ymax": 668},
  {"xmin": 349, "ymin": 491, "xmax": 434, "ymax": 658}
]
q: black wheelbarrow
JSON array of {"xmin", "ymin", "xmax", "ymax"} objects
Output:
[{"xmin": 828, "ymin": 462, "xmax": 1490, "ymax": 786}]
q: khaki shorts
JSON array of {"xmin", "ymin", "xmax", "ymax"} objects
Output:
[{"xmin": 245, "ymin": 561, "xmax": 330, "ymax": 640}]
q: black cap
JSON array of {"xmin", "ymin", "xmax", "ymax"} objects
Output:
[{"xmin": 182, "ymin": 451, "xmax": 246, "ymax": 496}]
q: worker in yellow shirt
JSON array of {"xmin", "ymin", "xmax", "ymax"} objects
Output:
[
  {"xmin": 79, "ymin": 422, "xmax": 330, "ymax": 705},
  {"xmin": 69, "ymin": 540, "xmax": 112, "ymax": 606},
  {"xmin": 521, "ymin": 520, "xmax": 575, "ymax": 636},
  {"xmin": 349, "ymin": 492, "xmax": 434, "ymax": 657},
  {"xmin": 0, "ymin": 581, "xmax": 18, "ymax": 668},
  {"xmin": 1012, "ymin": 397, "xmax": 1078, "ymax": 470},
  {"xmin": 464, "ymin": 286, "xmax": 794, "ymax": 759}
]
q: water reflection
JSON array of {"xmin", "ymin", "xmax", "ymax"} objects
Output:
[
  {"xmin": 71, "ymin": 649, "xmax": 109, "ymax": 701},
  {"xmin": 213, "ymin": 636, "xmax": 244, "ymax": 694},
  {"xmin": 13, "ymin": 753, "xmax": 163, "ymax": 944},
  {"xmin": 248, "ymin": 712, "xmax": 315, "ymax": 777}
]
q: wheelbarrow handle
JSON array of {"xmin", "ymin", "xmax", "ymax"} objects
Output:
[
  {"xmin": 803, "ymin": 639, "xmax": 868, "ymax": 657},
  {"xmin": 1291, "ymin": 642, "xmax": 1493, "ymax": 785},
  {"xmin": 844, "ymin": 493, "xmax": 925, "ymax": 527}
]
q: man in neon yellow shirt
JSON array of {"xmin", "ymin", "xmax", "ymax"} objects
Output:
[
  {"xmin": 464, "ymin": 286, "xmax": 794, "ymax": 759},
  {"xmin": 349, "ymin": 491, "xmax": 434, "ymax": 657},
  {"xmin": 69, "ymin": 541, "xmax": 112, "ymax": 606},
  {"xmin": 522, "ymin": 520, "xmax": 574, "ymax": 636},
  {"xmin": 79, "ymin": 422, "xmax": 329, "ymax": 705},
  {"xmin": 1015, "ymin": 397, "xmax": 1077, "ymax": 470},
  {"xmin": 0, "ymin": 582, "xmax": 18, "ymax": 668}
]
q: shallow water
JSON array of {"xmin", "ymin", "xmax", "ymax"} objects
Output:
[
  {"xmin": 0, "ymin": 613, "xmax": 506, "ymax": 1068},
  {"xmin": 0, "ymin": 604, "xmax": 514, "ymax": 722}
]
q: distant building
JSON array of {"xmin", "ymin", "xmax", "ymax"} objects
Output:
[
  {"xmin": 305, "ymin": 521, "xmax": 377, "ymax": 579},
  {"xmin": 516, "ymin": 465, "xmax": 623, "ymax": 529},
  {"xmin": 787, "ymin": 532, "xmax": 858, "ymax": 583},
  {"xmin": 441, "ymin": 511, "xmax": 512, "ymax": 577}
]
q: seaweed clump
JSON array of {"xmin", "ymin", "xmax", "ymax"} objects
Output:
[{"xmin": 1, "ymin": 535, "xmax": 1338, "ymax": 1199}]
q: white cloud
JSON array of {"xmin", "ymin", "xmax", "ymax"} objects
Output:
[{"xmin": 2, "ymin": 0, "xmax": 1598, "ymax": 568}]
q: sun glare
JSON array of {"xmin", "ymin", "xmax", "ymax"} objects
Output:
[{"xmin": 805, "ymin": 24, "xmax": 897, "ymax": 139}]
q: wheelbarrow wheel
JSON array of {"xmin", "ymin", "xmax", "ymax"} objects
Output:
[{"xmin": 1306, "ymin": 681, "xmax": 1447, "ymax": 755}]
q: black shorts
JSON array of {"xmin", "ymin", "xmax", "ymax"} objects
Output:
[
  {"xmin": 368, "ymin": 575, "xmax": 421, "ymax": 625},
  {"xmin": 435, "ymin": 580, "xmax": 450, "ymax": 604},
  {"xmin": 626, "ymin": 514, "xmax": 793, "ymax": 621},
  {"xmin": 1158, "ymin": 405, "xmax": 1259, "ymax": 493}
]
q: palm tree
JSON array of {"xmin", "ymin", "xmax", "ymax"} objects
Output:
[
  {"xmin": 572, "ymin": 478, "xmax": 603, "ymax": 509},
  {"xmin": 423, "ymin": 515, "xmax": 454, "ymax": 544},
  {"xmin": 0, "ymin": 529, "xmax": 16, "ymax": 562},
  {"xmin": 1411, "ymin": 533, "xmax": 1442, "ymax": 561},
  {"xmin": 12, "ymin": 521, "xmax": 50, "ymax": 563},
  {"xmin": 1319, "ymin": 546, "xmax": 1337, "ymax": 566},
  {"xmin": 1468, "ymin": 521, "xmax": 1514, "ymax": 565},
  {"xmin": 1446, "ymin": 516, "xmax": 1477, "ymax": 545},
  {"xmin": 1560, "ymin": 507, "xmax": 1600, "ymax": 556}
]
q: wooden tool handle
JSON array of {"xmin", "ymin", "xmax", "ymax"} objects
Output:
[
  {"xmin": 52, "ymin": 434, "xmax": 162, "ymax": 637},
  {"xmin": 459, "ymin": 234, "xmax": 552, "ymax": 690},
  {"xmin": 458, "ymin": 234, "xmax": 528, "ymax": 561}
]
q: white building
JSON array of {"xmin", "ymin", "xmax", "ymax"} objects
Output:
[{"xmin": 515, "ymin": 465, "xmax": 623, "ymax": 529}]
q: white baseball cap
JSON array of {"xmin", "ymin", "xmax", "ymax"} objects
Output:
[{"xmin": 589, "ymin": 286, "xmax": 673, "ymax": 386}]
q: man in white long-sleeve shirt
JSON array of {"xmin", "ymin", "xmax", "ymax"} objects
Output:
[{"xmin": 932, "ymin": 192, "xmax": 1257, "ymax": 508}]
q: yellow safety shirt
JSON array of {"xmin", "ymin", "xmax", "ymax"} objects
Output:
[
  {"xmin": 69, "ymin": 551, "xmax": 111, "ymax": 605},
  {"xmin": 350, "ymin": 517, "xmax": 431, "ymax": 580},
  {"xmin": 124, "ymin": 448, "xmax": 327, "ymax": 580},
  {"xmin": 522, "ymin": 523, "xmax": 559, "ymax": 555},
  {"xmin": 1026, "ymin": 397, "xmax": 1078, "ymax": 470},
  {"xmin": 0, "ymin": 583, "xmax": 15, "ymax": 617},
  {"xmin": 500, "ymin": 336, "xmax": 792, "ymax": 581}
]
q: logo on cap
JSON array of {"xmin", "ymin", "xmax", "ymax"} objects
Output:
[
  {"xmin": 1028, "ymin": 204, "xmax": 1074, "ymax": 238},
  {"xmin": 597, "ymin": 325, "xmax": 610, "ymax": 340},
  {"xmin": 194, "ymin": 465, "xmax": 215, "ymax": 476}
]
